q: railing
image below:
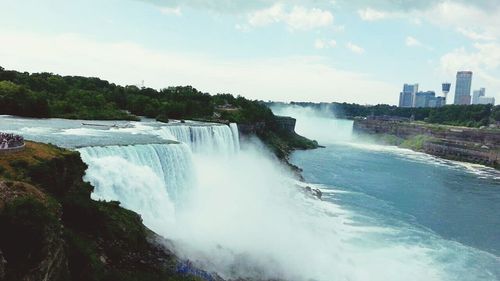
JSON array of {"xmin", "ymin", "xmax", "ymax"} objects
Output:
[
  {"xmin": 0, "ymin": 133, "xmax": 25, "ymax": 154},
  {"xmin": 0, "ymin": 143, "xmax": 25, "ymax": 154}
]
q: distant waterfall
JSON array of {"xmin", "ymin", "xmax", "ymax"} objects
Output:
[{"xmin": 157, "ymin": 123, "xmax": 239, "ymax": 154}]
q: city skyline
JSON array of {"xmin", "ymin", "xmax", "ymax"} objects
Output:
[{"xmin": 399, "ymin": 69, "xmax": 497, "ymax": 107}]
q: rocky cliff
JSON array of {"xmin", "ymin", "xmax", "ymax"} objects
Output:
[
  {"xmin": 0, "ymin": 142, "xmax": 210, "ymax": 281},
  {"xmin": 353, "ymin": 118, "xmax": 500, "ymax": 169}
]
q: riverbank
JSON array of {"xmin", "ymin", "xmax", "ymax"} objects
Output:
[
  {"xmin": 0, "ymin": 141, "xmax": 215, "ymax": 281},
  {"xmin": 353, "ymin": 118, "xmax": 500, "ymax": 169}
]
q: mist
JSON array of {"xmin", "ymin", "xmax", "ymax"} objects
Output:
[
  {"xmin": 270, "ymin": 104, "xmax": 354, "ymax": 144},
  {"xmin": 78, "ymin": 122, "xmax": 458, "ymax": 281}
]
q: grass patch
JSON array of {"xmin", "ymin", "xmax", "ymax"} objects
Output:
[{"xmin": 400, "ymin": 135, "xmax": 433, "ymax": 151}]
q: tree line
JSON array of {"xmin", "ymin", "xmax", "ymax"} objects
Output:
[
  {"xmin": 2, "ymin": 66, "xmax": 498, "ymax": 128},
  {"xmin": 0, "ymin": 67, "xmax": 274, "ymax": 124},
  {"xmin": 285, "ymin": 101, "xmax": 500, "ymax": 128}
]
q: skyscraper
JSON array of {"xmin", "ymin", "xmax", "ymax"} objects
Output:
[
  {"xmin": 454, "ymin": 71, "xmax": 472, "ymax": 105},
  {"xmin": 472, "ymin": 88, "xmax": 486, "ymax": 104},
  {"xmin": 398, "ymin": 83, "xmax": 418, "ymax": 107}
]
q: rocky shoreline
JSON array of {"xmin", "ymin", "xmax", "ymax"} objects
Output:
[
  {"xmin": 353, "ymin": 118, "xmax": 500, "ymax": 169},
  {"xmin": 0, "ymin": 142, "xmax": 213, "ymax": 281}
]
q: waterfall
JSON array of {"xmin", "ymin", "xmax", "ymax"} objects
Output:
[
  {"xmin": 157, "ymin": 123, "xmax": 239, "ymax": 154},
  {"xmin": 229, "ymin": 123, "xmax": 240, "ymax": 152},
  {"xmin": 77, "ymin": 123, "xmax": 239, "ymax": 237},
  {"xmin": 79, "ymin": 143, "xmax": 194, "ymax": 203}
]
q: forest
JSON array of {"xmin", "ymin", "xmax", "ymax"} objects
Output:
[{"xmin": 0, "ymin": 67, "xmax": 273, "ymax": 125}]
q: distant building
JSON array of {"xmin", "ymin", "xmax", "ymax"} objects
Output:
[
  {"xmin": 442, "ymin": 83, "xmax": 451, "ymax": 95},
  {"xmin": 415, "ymin": 91, "xmax": 436, "ymax": 108},
  {"xmin": 441, "ymin": 82, "xmax": 451, "ymax": 105},
  {"xmin": 398, "ymin": 83, "xmax": 418, "ymax": 108},
  {"xmin": 477, "ymin": 96, "xmax": 495, "ymax": 105},
  {"xmin": 472, "ymin": 88, "xmax": 486, "ymax": 104},
  {"xmin": 430, "ymin": 96, "xmax": 447, "ymax": 108},
  {"xmin": 412, "ymin": 91, "xmax": 445, "ymax": 108},
  {"xmin": 454, "ymin": 71, "xmax": 472, "ymax": 105}
]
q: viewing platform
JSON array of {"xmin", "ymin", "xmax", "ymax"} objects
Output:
[{"xmin": 0, "ymin": 132, "xmax": 25, "ymax": 154}]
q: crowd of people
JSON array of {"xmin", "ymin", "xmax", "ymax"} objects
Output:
[{"xmin": 0, "ymin": 133, "xmax": 24, "ymax": 149}]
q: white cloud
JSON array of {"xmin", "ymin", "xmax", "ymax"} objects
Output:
[
  {"xmin": 140, "ymin": 0, "xmax": 497, "ymax": 13},
  {"xmin": 441, "ymin": 43, "xmax": 500, "ymax": 71},
  {"xmin": 346, "ymin": 42, "xmax": 364, "ymax": 54},
  {"xmin": 357, "ymin": 2, "xmax": 500, "ymax": 41},
  {"xmin": 405, "ymin": 36, "xmax": 422, "ymax": 47},
  {"xmin": 0, "ymin": 30, "xmax": 396, "ymax": 104},
  {"xmin": 248, "ymin": 4, "xmax": 334, "ymax": 30},
  {"xmin": 440, "ymin": 43, "xmax": 500, "ymax": 100},
  {"xmin": 315, "ymin": 39, "xmax": 337, "ymax": 49},
  {"xmin": 456, "ymin": 28, "xmax": 495, "ymax": 41},
  {"xmin": 234, "ymin": 24, "xmax": 250, "ymax": 32},
  {"xmin": 314, "ymin": 39, "xmax": 326, "ymax": 49},
  {"xmin": 421, "ymin": 2, "xmax": 500, "ymax": 41},
  {"xmin": 159, "ymin": 6, "xmax": 182, "ymax": 16},
  {"xmin": 405, "ymin": 36, "xmax": 432, "ymax": 50},
  {"xmin": 357, "ymin": 8, "xmax": 390, "ymax": 21}
]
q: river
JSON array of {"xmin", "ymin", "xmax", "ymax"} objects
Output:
[{"xmin": 1, "ymin": 114, "xmax": 499, "ymax": 280}]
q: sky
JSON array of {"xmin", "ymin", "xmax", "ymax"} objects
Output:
[{"xmin": 0, "ymin": 0, "xmax": 499, "ymax": 105}]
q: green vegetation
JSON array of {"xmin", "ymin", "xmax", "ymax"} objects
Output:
[
  {"xmin": 0, "ymin": 66, "xmax": 274, "ymax": 125},
  {"xmin": 377, "ymin": 134, "xmax": 404, "ymax": 146},
  {"xmin": 0, "ymin": 142, "xmax": 210, "ymax": 281},
  {"xmin": 400, "ymin": 135, "xmax": 433, "ymax": 151},
  {"xmin": 258, "ymin": 130, "xmax": 318, "ymax": 160},
  {"xmin": 0, "ymin": 196, "xmax": 59, "ymax": 280},
  {"xmin": 283, "ymin": 101, "xmax": 500, "ymax": 128}
]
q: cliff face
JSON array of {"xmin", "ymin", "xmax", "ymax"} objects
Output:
[
  {"xmin": 353, "ymin": 119, "xmax": 500, "ymax": 169},
  {"xmin": 0, "ymin": 142, "xmax": 208, "ymax": 281}
]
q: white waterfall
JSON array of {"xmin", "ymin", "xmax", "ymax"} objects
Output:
[
  {"xmin": 156, "ymin": 123, "xmax": 239, "ymax": 154},
  {"xmin": 77, "ymin": 123, "xmax": 239, "ymax": 237}
]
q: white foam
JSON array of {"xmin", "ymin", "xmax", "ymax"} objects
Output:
[
  {"xmin": 20, "ymin": 126, "xmax": 57, "ymax": 134},
  {"xmin": 58, "ymin": 127, "xmax": 104, "ymax": 136}
]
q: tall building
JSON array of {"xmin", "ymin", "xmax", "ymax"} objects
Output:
[
  {"xmin": 441, "ymin": 82, "xmax": 451, "ymax": 105},
  {"xmin": 415, "ymin": 91, "xmax": 436, "ymax": 108},
  {"xmin": 472, "ymin": 88, "xmax": 486, "ymax": 104},
  {"xmin": 398, "ymin": 83, "xmax": 418, "ymax": 108},
  {"xmin": 454, "ymin": 71, "xmax": 472, "ymax": 105}
]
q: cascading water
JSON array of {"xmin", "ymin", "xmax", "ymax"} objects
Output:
[
  {"xmin": 78, "ymin": 123, "xmax": 240, "ymax": 238},
  {"xmin": 78, "ymin": 143, "xmax": 195, "ymax": 234},
  {"xmin": 79, "ymin": 143, "xmax": 195, "ymax": 202},
  {"xmin": 156, "ymin": 124, "xmax": 239, "ymax": 155},
  {"xmin": 76, "ymin": 120, "xmax": 499, "ymax": 281}
]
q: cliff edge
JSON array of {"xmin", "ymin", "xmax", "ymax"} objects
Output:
[
  {"xmin": 353, "ymin": 118, "xmax": 500, "ymax": 169},
  {"xmin": 0, "ymin": 142, "xmax": 207, "ymax": 281}
]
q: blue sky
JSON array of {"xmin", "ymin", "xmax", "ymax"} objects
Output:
[{"xmin": 0, "ymin": 0, "xmax": 499, "ymax": 105}]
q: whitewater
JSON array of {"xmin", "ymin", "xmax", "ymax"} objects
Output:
[{"xmin": 1, "ymin": 115, "xmax": 498, "ymax": 280}]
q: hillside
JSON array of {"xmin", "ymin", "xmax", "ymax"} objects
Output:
[{"xmin": 0, "ymin": 141, "xmax": 211, "ymax": 281}]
